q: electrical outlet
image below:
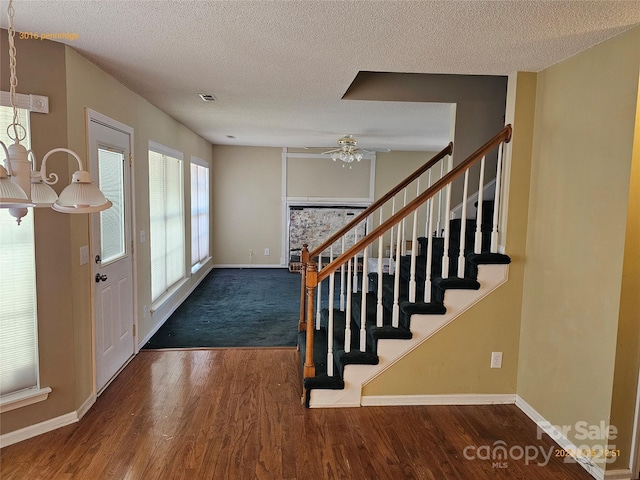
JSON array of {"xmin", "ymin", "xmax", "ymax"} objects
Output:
[
  {"xmin": 491, "ymin": 352, "xmax": 503, "ymax": 369},
  {"xmin": 264, "ymin": 248, "xmax": 270, "ymax": 256}
]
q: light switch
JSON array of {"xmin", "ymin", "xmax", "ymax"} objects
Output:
[{"xmin": 79, "ymin": 246, "xmax": 89, "ymax": 265}]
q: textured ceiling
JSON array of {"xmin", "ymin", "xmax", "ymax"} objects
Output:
[{"xmin": 3, "ymin": 0, "xmax": 640, "ymax": 151}]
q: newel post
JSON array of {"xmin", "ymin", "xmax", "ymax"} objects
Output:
[
  {"xmin": 297, "ymin": 244, "xmax": 309, "ymax": 332},
  {"xmin": 303, "ymin": 260, "xmax": 317, "ymax": 378}
]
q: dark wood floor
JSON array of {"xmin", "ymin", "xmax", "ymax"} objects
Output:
[{"xmin": 1, "ymin": 349, "xmax": 592, "ymax": 479}]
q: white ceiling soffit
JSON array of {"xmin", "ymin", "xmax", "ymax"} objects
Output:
[{"xmin": 3, "ymin": 1, "xmax": 639, "ymax": 151}]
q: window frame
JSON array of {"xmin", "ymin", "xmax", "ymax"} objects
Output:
[
  {"xmin": 190, "ymin": 156, "xmax": 210, "ymax": 274},
  {"xmin": 148, "ymin": 141, "xmax": 186, "ymax": 310},
  {"xmin": 0, "ymin": 101, "xmax": 51, "ymax": 413}
]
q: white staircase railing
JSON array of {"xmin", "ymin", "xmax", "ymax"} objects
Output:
[{"xmin": 299, "ymin": 126, "xmax": 512, "ymax": 387}]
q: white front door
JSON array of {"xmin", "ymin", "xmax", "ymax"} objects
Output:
[{"xmin": 89, "ymin": 115, "xmax": 134, "ymax": 393}]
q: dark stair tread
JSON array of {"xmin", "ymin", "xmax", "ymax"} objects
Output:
[
  {"xmin": 467, "ymin": 252, "xmax": 512, "ymax": 265},
  {"xmin": 432, "ymin": 276, "xmax": 481, "ymax": 291},
  {"xmin": 370, "ymin": 325, "xmax": 412, "ymax": 341},
  {"xmin": 302, "ymin": 374, "xmax": 345, "ymax": 407},
  {"xmin": 400, "ymin": 301, "xmax": 447, "ymax": 316}
]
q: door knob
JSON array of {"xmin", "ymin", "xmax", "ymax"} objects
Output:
[{"xmin": 95, "ymin": 273, "xmax": 108, "ymax": 283}]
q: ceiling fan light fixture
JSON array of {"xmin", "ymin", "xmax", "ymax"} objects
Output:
[{"xmin": 323, "ymin": 134, "xmax": 376, "ymax": 167}]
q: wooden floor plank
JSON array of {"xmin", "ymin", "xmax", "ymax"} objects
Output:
[{"xmin": 1, "ymin": 349, "xmax": 593, "ymax": 479}]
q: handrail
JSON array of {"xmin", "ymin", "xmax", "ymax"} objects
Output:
[
  {"xmin": 316, "ymin": 125, "xmax": 512, "ymax": 283},
  {"xmin": 308, "ymin": 142, "xmax": 454, "ymax": 259}
]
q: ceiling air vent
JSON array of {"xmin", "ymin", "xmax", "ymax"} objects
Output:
[{"xmin": 199, "ymin": 93, "xmax": 216, "ymax": 102}]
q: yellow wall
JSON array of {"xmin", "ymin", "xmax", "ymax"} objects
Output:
[
  {"xmin": 517, "ymin": 25, "xmax": 640, "ymax": 468},
  {"xmin": 0, "ymin": 32, "xmax": 76, "ymax": 434},
  {"xmin": 363, "ymin": 72, "xmax": 537, "ymax": 397},
  {"xmin": 608, "ymin": 74, "xmax": 640, "ymax": 470}
]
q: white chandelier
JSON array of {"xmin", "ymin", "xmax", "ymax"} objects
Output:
[{"xmin": 0, "ymin": 0, "xmax": 111, "ymax": 224}]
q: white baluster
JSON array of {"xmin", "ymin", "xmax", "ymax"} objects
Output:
[
  {"xmin": 327, "ymin": 271, "xmax": 335, "ymax": 377},
  {"xmin": 376, "ymin": 212, "xmax": 384, "ymax": 327},
  {"xmin": 441, "ymin": 156, "xmax": 453, "ymax": 279},
  {"xmin": 491, "ymin": 142, "xmax": 504, "ymax": 253},
  {"xmin": 352, "ymin": 227, "xmax": 359, "ymax": 293},
  {"xmin": 392, "ymin": 221, "xmax": 402, "ymax": 328},
  {"xmin": 360, "ymin": 247, "xmax": 369, "ymax": 351},
  {"xmin": 457, "ymin": 169, "xmax": 470, "ymax": 278},
  {"xmin": 409, "ymin": 211, "xmax": 419, "ymax": 303},
  {"xmin": 315, "ymin": 255, "xmax": 322, "ymax": 330},
  {"xmin": 474, "ymin": 155, "xmax": 486, "ymax": 254},
  {"xmin": 401, "ymin": 189, "xmax": 407, "ymax": 255},
  {"xmin": 424, "ymin": 191, "xmax": 435, "ymax": 303},
  {"xmin": 340, "ymin": 238, "xmax": 346, "ymax": 311},
  {"xmin": 389, "ymin": 197, "xmax": 396, "ymax": 269},
  {"xmin": 345, "ymin": 258, "xmax": 352, "ymax": 353},
  {"xmin": 424, "ymin": 170, "xmax": 432, "ymax": 236}
]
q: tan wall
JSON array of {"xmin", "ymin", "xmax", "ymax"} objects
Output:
[
  {"xmin": 363, "ymin": 72, "xmax": 536, "ymax": 397},
  {"xmin": 608, "ymin": 75, "xmax": 640, "ymax": 470},
  {"xmin": 211, "ymin": 145, "xmax": 283, "ymax": 266},
  {"xmin": 517, "ymin": 25, "xmax": 640, "ymax": 468},
  {"xmin": 287, "ymin": 156, "xmax": 371, "ymax": 199},
  {"xmin": 212, "ymin": 148, "xmax": 442, "ymax": 266},
  {"xmin": 0, "ymin": 33, "xmax": 76, "ymax": 434},
  {"xmin": 1, "ymin": 36, "xmax": 214, "ymax": 436}
]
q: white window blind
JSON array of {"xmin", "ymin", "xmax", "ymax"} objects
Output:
[
  {"xmin": 0, "ymin": 106, "xmax": 40, "ymax": 398},
  {"xmin": 149, "ymin": 143, "xmax": 185, "ymax": 304},
  {"xmin": 190, "ymin": 158, "xmax": 210, "ymax": 271}
]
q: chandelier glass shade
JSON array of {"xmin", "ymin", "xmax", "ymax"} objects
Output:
[
  {"xmin": 0, "ymin": 0, "xmax": 111, "ymax": 224},
  {"xmin": 330, "ymin": 150, "xmax": 363, "ymax": 164}
]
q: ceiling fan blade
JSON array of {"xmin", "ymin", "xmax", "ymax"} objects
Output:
[{"xmin": 320, "ymin": 148, "xmax": 340, "ymax": 155}]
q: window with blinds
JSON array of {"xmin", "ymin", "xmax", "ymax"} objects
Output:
[
  {"xmin": 190, "ymin": 158, "xmax": 210, "ymax": 272},
  {"xmin": 0, "ymin": 106, "xmax": 40, "ymax": 399},
  {"xmin": 148, "ymin": 143, "xmax": 185, "ymax": 304}
]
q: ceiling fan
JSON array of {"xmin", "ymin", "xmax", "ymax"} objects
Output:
[{"xmin": 321, "ymin": 135, "xmax": 388, "ymax": 167}]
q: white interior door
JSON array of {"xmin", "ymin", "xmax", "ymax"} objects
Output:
[{"xmin": 89, "ymin": 116, "xmax": 134, "ymax": 393}]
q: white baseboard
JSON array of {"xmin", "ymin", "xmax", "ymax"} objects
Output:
[
  {"xmin": 361, "ymin": 393, "xmax": 516, "ymax": 406},
  {"xmin": 516, "ymin": 395, "xmax": 605, "ymax": 480},
  {"xmin": 0, "ymin": 411, "xmax": 78, "ymax": 448},
  {"xmin": 77, "ymin": 393, "xmax": 96, "ymax": 420}
]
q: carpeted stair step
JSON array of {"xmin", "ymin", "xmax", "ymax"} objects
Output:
[
  {"xmin": 399, "ymin": 301, "xmax": 447, "ymax": 329},
  {"xmin": 465, "ymin": 252, "xmax": 512, "ymax": 279},
  {"xmin": 431, "ymin": 277, "xmax": 481, "ymax": 304}
]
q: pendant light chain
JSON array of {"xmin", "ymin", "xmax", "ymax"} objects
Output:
[{"xmin": 6, "ymin": 0, "xmax": 25, "ymax": 143}]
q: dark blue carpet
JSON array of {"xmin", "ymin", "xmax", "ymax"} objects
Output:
[{"xmin": 143, "ymin": 268, "xmax": 302, "ymax": 348}]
